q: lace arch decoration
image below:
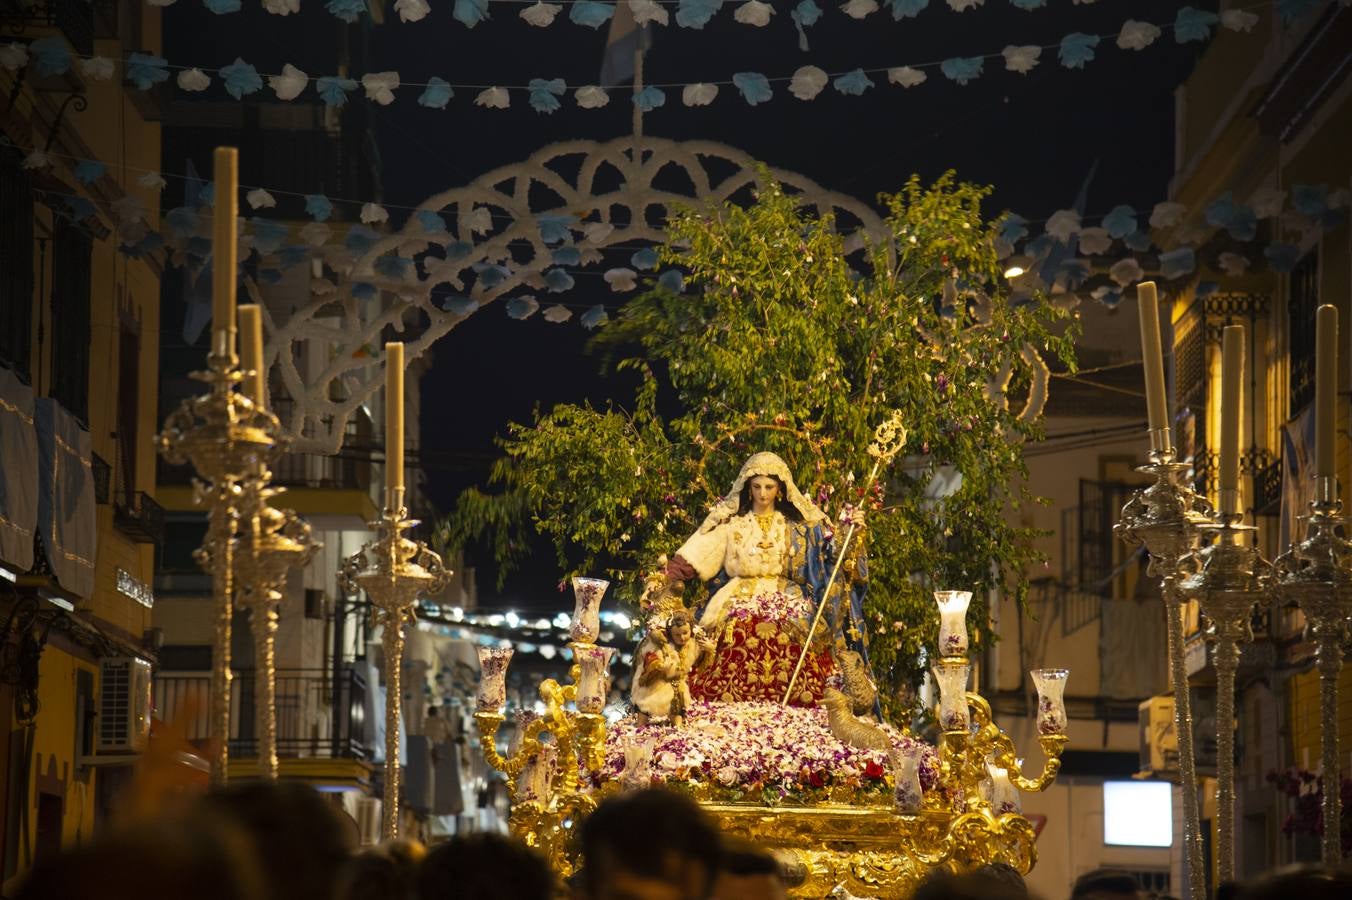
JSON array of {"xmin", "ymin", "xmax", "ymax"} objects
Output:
[{"xmin": 259, "ymin": 137, "xmax": 1049, "ymax": 454}]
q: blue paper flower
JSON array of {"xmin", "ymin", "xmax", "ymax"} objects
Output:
[
  {"xmin": 453, "ymin": 0, "xmax": 489, "ymax": 27},
  {"xmin": 538, "ymin": 214, "xmax": 577, "ymax": 244},
  {"xmin": 277, "ymin": 245, "xmax": 309, "ymax": 269},
  {"xmin": 1059, "ymin": 258, "xmax": 1090, "ymax": 289},
  {"xmin": 1000, "ymin": 213, "xmax": 1028, "ymax": 244},
  {"xmin": 316, "ymin": 76, "xmax": 357, "ymax": 108},
  {"xmin": 580, "ymin": 304, "xmax": 609, "ymax": 329},
  {"xmin": 1278, "ymin": 0, "xmax": 1319, "ymax": 25},
  {"xmin": 326, "ymin": 0, "xmax": 365, "ymax": 21},
  {"xmin": 187, "ymin": 237, "xmax": 212, "ymax": 259},
  {"xmin": 220, "ymin": 58, "xmax": 262, "ymax": 99},
  {"xmin": 658, "ymin": 269, "xmax": 685, "ymax": 293},
  {"xmin": 352, "ymin": 282, "xmax": 378, "ymax": 301},
  {"xmin": 203, "ymin": 0, "xmax": 241, "ymax": 12},
  {"xmin": 1225, "ymin": 207, "xmax": 1257, "ymax": 241},
  {"xmin": 305, "ymin": 194, "xmax": 334, "ymax": 222},
  {"xmin": 446, "ymin": 240, "xmax": 474, "ymax": 260},
  {"xmin": 886, "ymin": 0, "xmax": 927, "ymax": 17},
  {"xmin": 631, "ymin": 247, "xmax": 659, "ymax": 271},
  {"xmin": 443, "ymin": 296, "xmax": 477, "ymax": 315},
  {"xmin": 1008, "ymin": 0, "xmax": 1045, "ymax": 9},
  {"xmin": 676, "ymin": 0, "xmax": 723, "ymax": 29},
  {"xmin": 126, "ymin": 54, "xmax": 170, "ymax": 91},
  {"xmin": 345, "ymin": 225, "xmax": 380, "ymax": 255},
  {"xmin": 1102, "ymin": 205, "xmax": 1137, "ymax": 239},
  {"xmin": 793, "ymin": 0, "xmax": 822, "ymax": 25},
  {"xmin": 733, "ymin": 72, "xmax": 773, "ymax": 105},
  {"xmin": 253, "ymin": 219, "xmax": 290, "ymax": 255},
  {"xmin": 1159, "ymin": 247, "xmax": 1196, "ymax": 280},
  {"xmin": 30, "ymin": 38, "xmax": 71, "ymax": 77},
  {"xmin": 544, "ymin": 268, "xmax": 575, "ymax": 292},
  {"xmin": 198, "ymin": 182, "xmax": 218, "ymax": 208},
  {"xmin": 505, "ymin": 296, "xmax": 540, "ymax": 319},
  {"xmin": 375, "ymin": 255, "xmax": 413, "ymax": 280},
  {"xmin": 833, "ymin": 69, "xmax": 873, "ymax": 96},
  {"xmin": 417, "ymin": 210, "xmax": 448, "ymax": 234},
  {"xmin": 1123, "ymin": 230, "xmax": 1153, "ymax": 252},
  {"xmin": 551, "ymin": 246, "xmax": 581, "ymax": 266},
  {"xmin": 1265, "ymin": 242, "xmax": 1300, "ymax": 273},
  {"xmin": 940, "ymin": 56, "xmax": 983, "ymax": 85},
  {"xmin": 166, "ymin": 207, "xmax": 201, "ymax": 238},
  {"xmin": 473, "ymin": 262, "xmax": 511, "ymax": 289},
  {"xmin": 528, "ymin": 78, "xmax": 567, "ymax": 114},
  {"xmin": 66, "ymin": 196, "xmax": 96, "ymax": 221},
  {"xmin": 1292, "ymin": 184, "xmax": 1329, "ymax": 217},
  {"xmin": 633, "ymin": 86, "xmax": 666, "ymax": 111},
  {"xmin": 1025, "ymin": 234, "xmax": 1053, "ymax": 258},
  {"xmin": 1204, "ymin": 192, "xmax": 1236, "ymax": 229},
  {"xmin": 569, "ymin": 0, "xmax": 614, "ymax": 28},
  {"xmin": 74, "ymin": 159, "xmax": 105, "ymax": 186},
  {"xmin": 419, "ymin": 78, "xmax": 453, "ymax": 109},
  {"xmin": 1174, "ymin": 7, "xmax": 1218, "ymax": 43},
  {"xmin": 1058, "ymin": 33, "xmax": 1099, "ymax": 70}
]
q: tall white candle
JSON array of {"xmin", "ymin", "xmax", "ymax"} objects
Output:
[
  {"xmin": 1315, "ymin": 304, "xmax": 1337, "ymax": 479},
  {"xmin": 238, "ymin": 304, "xmax": 265, "ymax": 409},
  {"xmin": 212, "ymin": 147, "xmax": 238, "ymax": 360},
  {"xmin": 1219, "ymin": 325, "xmax": 1244, "ymax": 509},
  {"xmin": 386, "ymin": 342, "xmax": 405, "ymax": 494},
  {"xmin": 1137, "ymin": 282, "xmax": 1169, "ymax": 441}
]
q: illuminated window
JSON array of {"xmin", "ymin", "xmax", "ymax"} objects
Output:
[{"xmin": 1103, "ymin": 781, "xmax": 1173, "ymax": 847}]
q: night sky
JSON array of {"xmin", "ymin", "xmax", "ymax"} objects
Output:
[{"xmin": 165, "ymin": 1, "xmax": 1214, "ymax": 608}]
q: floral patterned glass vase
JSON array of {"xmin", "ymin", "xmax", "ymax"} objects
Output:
[
  {"xmin": 1031, "ymin": 668, "xmax": 1070, "ymax": 735},
  {"xmin": 576, "ymin": 645, "xmax": 615, "ymax": 713},
  {"xmin": 570, "ymin": 576, "xmax": 609, "ymax": 643},
  {"xmin": 891, "ymin": 748, "xmax": 924, "ymax": 814},
  {"xmin": 933, "ymin": 661, "xmax": 971, "ymax": 732},
  {"xmin": 934, "ymin": 590, "xmax": 972, "ymax": 658},
  {"xmin": 476, "ymin": 646, "xmax": 513, "ymax": 712}
]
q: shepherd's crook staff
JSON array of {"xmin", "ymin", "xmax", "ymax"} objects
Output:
[{"xmin": 781, "ymin": 412, "xmax": 906, "ymax": 705}]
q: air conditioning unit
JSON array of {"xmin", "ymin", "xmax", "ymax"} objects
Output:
[
  {"xmin": 355, "ymin": 796, "xmax": 382, "ymax": 846},
  {"xmin": 98, "ymin": 657, "xmax": 153, "ymax": 753},
  {"xmin": 1138, "ymin": 695, "xmax": 1178, "ymax": 777}
]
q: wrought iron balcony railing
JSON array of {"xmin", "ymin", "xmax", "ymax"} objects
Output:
[{"xmin": 114, "ymin": 490, "xmax": 165, "ymax": 545}]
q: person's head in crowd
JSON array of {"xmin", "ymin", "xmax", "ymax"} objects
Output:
[
  {"xmin": 417, "ymin": 831, "xmax": 554, "ymax": 900},
  {"xmin": 1233, "ymin": 864, "xmax": 1352, "ymax": 900},
  {"xmin": 912, "ymin": 868, "xmax": 1029, "ymax": 900},
  {"xmin": 14, "ymin": 816, "xmax": 262, "ymax": 900},
  {"xmin": 336, "ymin": 846, "xmax": 416, "ymax": 900},
  {"xmin": 975, "ymin": 862, "xmax": 1030, "ymax": 899},
  {"xmin": 581, "ymin": 788, "xmax": 723, "ymax": 900},
  {"xmin": 711, "ymin": 838, "xmax": 786, "ymax": 900},
  {"xmin": 1070, "ymin": 868, "xmax": 1143, "ymax": 900},
  {"xmin": 191, "ymin": 781, "xmax": 354, "ymax": 900}
]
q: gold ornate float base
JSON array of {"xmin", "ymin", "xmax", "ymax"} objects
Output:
[{"xmin": 706, "ymin": 803, "xmax": 1037, "ymax": 899}]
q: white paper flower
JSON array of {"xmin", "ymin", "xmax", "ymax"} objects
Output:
[
  {"xmin": 604, "ymin": 268, "xmax": 638, "ymax": 292},
  {"xmin": 21, "ymin": 150, "xmax": 49, "ymax": 170},
  {"xmin": 177, "ymin": 68, "xmax": 211, "ymax": 92},
  {"xmin": 1002, "ymin": 45, "xmax": 1040, "ymax": 74},
  {"xmin": 1218, "ymin": 252, "xmax": 1250, "ymax": 277},
  {"xmin": 475, "ymin": 86, "xmax": 510, "ymax": 109},
  {"xmin": 1221, "ymin": 9, "xmax": 1258, "ymax": 32},
  {"xmin": 269, "ymin": 64, "xmax": 308, "ymax": 101},
  {"xmin": 682, "ymin": 83, "xmax": 718, "ymax": 106},
  {"xmin": 360, "ymin": 202, "xmax": 389, "ymax": 224},
  {"xmin": 247, "ymin": 189, "xmax": 277, "ymax": 210},
  {"xmin": 1045, "ymin": 209, "xmax": 1082, "ymax": 242},
  {"xmin": 464, "ymin": 206, "xmax": 493, "ymax": 235},
  {"xmin": 520, "ymin": 1, "xmax": 562, "ymax": 26},
  {"xmin": 362, "ymin": 72, "xmax": 399, "ymax": 106},
  {"xmin": 840, "ymin": 0, "xmax": 877, "ymax": 19},
  {"xmin": 628, "ymin": 0, "xmax": 669, "ymax": 25},
  {"xmin": 137, "ymin": 171, "xmax": 167, "ymax": 191},
  {"xmin": 112, "ymin": 195, "xmax": 147, "ymax": 224},
  {"xmin": 262, "ymin": 0, "xmax": 299, "ymax": 13},
  {"xmin": 788, "ymin": 65, "xmax": 828, "ymax": 100},
  {"xmin": 1109, "ymin": 258, "xmax": 1144, "ymax": 287},
  {"xmin": 80, "ymin": 57, "xmax": 115, "ymax": 81},
  {"xmin": 395, "ymin": 0, "xmax": 431, "ymax": 21},
  {"xmin": 1148, "ymin": 201, "xmax": 1187, "ymax": 229},
  {"xmin": 946, "ymin": 0, "xmax": 982, "ymax": 10},
  {"xmin": 584, "ymin": 222, "xmax": 614, "ymax": 243},
  {"xmin": 1116, "ymin": 20, "xmax": 1161, "ymax": 51},
  {"xmin": 0, "ymin": 43, "xmax": 29, "ymax": 71},
  {"xmin": 734, "ymin": 0, "xmax": 773, "ymax": 26},
  {"xmin": 542, "ymin": 304, "xmax": 572, "ymax": 323},
  {"xmin": 300, "ymin": 222, "xmax": 331, "ymax": 247},
  {"xmin": 1249, "ymin": 187, "xmax": 1285, "ymax": 219},
  {"xmin": 563, "ymin": 87, "xmax": 604, "ymax": 112},
  {"xmin": 888, "ymin": 66, "xmax": 927, "ymax": 88},
  {"xmin": 1076, "ymin": 227, "xmax": 1112, "ymax": 255}
]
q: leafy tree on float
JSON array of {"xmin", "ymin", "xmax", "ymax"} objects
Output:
[{"xmin": 438, "ymin": 172, "xmax": 1078, "ymax": 720}]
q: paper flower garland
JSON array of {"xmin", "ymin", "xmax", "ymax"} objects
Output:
[
  {"xmin": 889, "ymin": 66, "xmax": 927, "ymax": 87},
  {"xmin": 1117, "ymin": 20, "xmax": 1161, "ymax": 51},
  {"xmin": 177, "ymin": 68, "xmax": 211, "ymax": 91},
  {"xmin": 790, "ymin": 66, "xmax": 829, "ymax": 100},
  {"xmin": 362, "ymin": 72, "xmax": 400, "ymax": 106},
  {"xmin": 317, "ymin": 76, "xmax": 357, "ymax": 107},
  {"xmin": 420, "ymin": 78, "xmax": 453, "ymax": 109},
  {"xmin": 270, "ymin": 64, "xmax": 308, "ymax": 100},
  {"xmin": 735, "ymin": 0, "xmax": 774, "ymax": 26},
  {"xmin": 1058, "ymin": 33, "xmax": 1099, "ymax": 69},
  {"xmin": 454, "ymin": 0, "xmax": 489, "ymax": 27},
  {"xmin": 570, "ymin": 1, "xmax": 615, "ymax": 28},
  {"xmin": 576, "ymin": 85, "xmax": 610, "ymax": 108},
  {"xmin": 520, "ymin": 1, "xmax": 561, "ymax": 25},
  {"xmin": 834, "ymin": 69, "xmax": 873, "ymax": 96},
  {"xmin": 733, "ymin": 72, "xmax": 773, "ymax": 105},
  {"xmin": 1002, "ymin": 45, "xmax": 1040, "ymax": 74},
  {"xmin": 682, "ymin": 83, "xmax": 719, "ymax": 106}
]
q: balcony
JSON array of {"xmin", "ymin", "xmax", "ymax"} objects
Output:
[
  {"xmin": 1254, "ymin": 456, "xmax": 1283, "ymax": 517},
  {"xmin": 91, "ymin": 452, "xmax": 111, "ymax": 504},
  {"xmin": 114, "ymin": 490, "xmax": 165, "ymax": 545}
]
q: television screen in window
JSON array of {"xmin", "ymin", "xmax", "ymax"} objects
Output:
[{"xmin": 1103, "ymin": 781, "xmax": 1173, "ymax": 847}]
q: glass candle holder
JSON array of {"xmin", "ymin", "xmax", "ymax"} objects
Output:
[
  {"xmin": 932, "ymin": 661, "xmax": 971, "ymax": 732},
  {"xmin": 570, "ymin": 576, "xmax": 609, "ymax": 643},
  {"xmin": 1031, "ymin": 667, "xmax": 1070, "ymax": 735},
  {"xmin": 517, "ymin": 742, "xmax": 557, "ymax": 804},
  {"xmin": 934, "ymin": 590, "xmax": 972, "ymax": 658},
  {"xmin": 576, "ymin": 645, "xmax": 615, "ymax": 713},
  {"xmin": 987, "ymin": 760, "xmax": 1021, "ymax": 814},
  {"xmin": 621, "ymin": 737, "xmax": 656, "ymax": 790},
  {"xmin": 476, "ymin": 646, "xmax": 513, "ymax": 712},
  {"xmin": 891, "ymin": 748, "xmax": 924, "ymax": 814}
]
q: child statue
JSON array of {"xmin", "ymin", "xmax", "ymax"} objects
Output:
[{"xmin": 630, "ymin": 609, "xmax": 715, "ymax": 728}]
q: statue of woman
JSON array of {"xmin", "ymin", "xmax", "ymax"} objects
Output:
[{"xmin": 644, "ymin": 451, "xmax": 872, "ymax": 707}]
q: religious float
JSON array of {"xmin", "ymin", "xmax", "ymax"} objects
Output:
[{"xmin": 472, "ymin": 418, "xmax": 1070, "ymax": 898}]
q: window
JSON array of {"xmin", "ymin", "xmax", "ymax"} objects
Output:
[
  {"xmin": 1103, "ymin": 780, "xmax": 1173, "ymax": 847},
  {"xmin": 0, "ymin": 146, "xmax": 34, "ymax": 381},
  {"xmin": 1289, "ymin": 251, "xmax": 1319, "ymax": 416},
  {"xmin": 49, "ymin": 219, "xmax": 92, "ymax": 423}
]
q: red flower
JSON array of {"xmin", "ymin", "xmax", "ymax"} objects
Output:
[
  {"xmin": 864, "ymin": 760, "xmax": 886, "ymax": 780},
  {"xmin": 808, "ymin": 771, "xmax": 825, "ymax": 788}
]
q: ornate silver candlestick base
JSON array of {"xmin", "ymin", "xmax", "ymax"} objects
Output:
[
  {"xmin": 1182, "ymin": 499, "xmax": 1270, "ymax": 886},
  {"xmin": 1116, "ymin": 439, "xmax": 1213, "ymax": 900},
  {"xmin": 342, "ymin": 488, "xmax": 448, "ymax": 840},
  {"xmin": 1275, "ymin": 476, "xmax": 1352, "ymax": 867}
]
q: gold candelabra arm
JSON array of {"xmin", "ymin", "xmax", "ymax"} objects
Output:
[{"xmin": 989, "ymin": 733, "xmax": 1068, "ymax": 794}]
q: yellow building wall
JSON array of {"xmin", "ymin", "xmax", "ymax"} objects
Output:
[{"xmin": 1288, "ymin": 666, "xmax": 1352, "ymax": 774}]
